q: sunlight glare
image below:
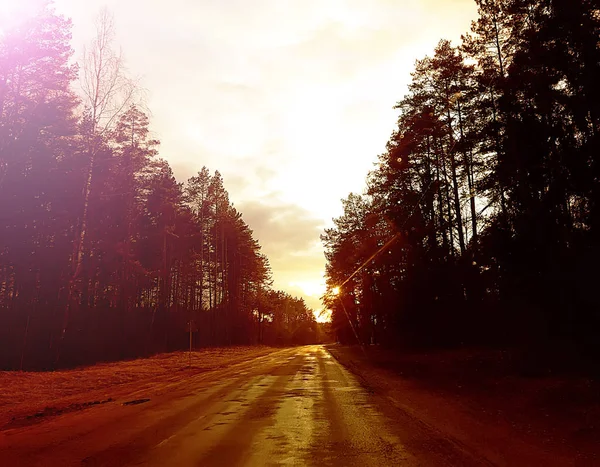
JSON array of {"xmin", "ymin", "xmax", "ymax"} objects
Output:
[
  {"xmin": 289, "ymin": 280, "xmax": 326, "ymax": 298},
  {"xmin": 315, "ymin": 308, "xmax": 332, "ymax": 323},
  {"xmin": 0, "ymin": 0, "xmax": 39, "ymax": 34}
]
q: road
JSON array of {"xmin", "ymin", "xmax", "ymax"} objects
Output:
[{"xmin": 1, "ymin": 345, "xmax": 492, "ymax": 466}]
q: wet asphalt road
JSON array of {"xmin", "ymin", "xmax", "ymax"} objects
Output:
[{"xmin": 0, "ymin": 345, "xmax": 484, "ymax": 466}]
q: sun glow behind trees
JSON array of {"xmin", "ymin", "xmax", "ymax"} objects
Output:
[
  {"xmin": 0, "ymin": 1, "xmax": 50, "ymax": 44},
  {"xmin": 46, "ymin": 0, "xmax": 479, "ymax": 316}
]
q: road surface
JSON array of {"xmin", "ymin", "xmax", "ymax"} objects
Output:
[{"xmin": 1, "ymin": 345, "xmax": 492, "ymax": 466}]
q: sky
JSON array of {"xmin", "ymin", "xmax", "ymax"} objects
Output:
[{"xmin": 5, "ymin": 0, "xmax": 479, "ymax": 316}]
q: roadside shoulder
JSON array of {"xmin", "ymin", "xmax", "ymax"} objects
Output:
[
  {"xmin": 0, "ymin": 346, "xmax": 281, "ymax": 430},
  {"xmin": 327, "ymin": 345, "xmax": 596, "ymax": 467}
]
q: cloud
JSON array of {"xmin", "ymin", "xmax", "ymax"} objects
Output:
[
  {"xmin": 264, "ymin": 23, "xmax": 409, "ymax": 84},
  {"xmin": 236, "ymin": 198, "xmax": 325, "ymax": 308},
  {"xmin": 54, "ymin": 0, "xmax": 479, "ymax": 316},
  {"xmin": 238, "ymin": 199, "xmax": 324, "ymax": 254}
]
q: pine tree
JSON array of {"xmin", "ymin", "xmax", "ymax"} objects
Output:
[{"xmin": 0, "ymin": 2, "xmax": 80, "ymax": 368}]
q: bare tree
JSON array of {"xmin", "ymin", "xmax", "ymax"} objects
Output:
[
  {"xmin": 82, "ymin": 7, "xmax": 138, "ymax": 133},
  {"xmin": 73, "ymin": 8, "xmax": 139, "ymax": 273},
  {"xmin": 74, "ymin": 8, "xmax": 141, "ymax": 273},
  {"xmin": 59, "ymin": 8, "xmax": 139, "ymax": 363}
]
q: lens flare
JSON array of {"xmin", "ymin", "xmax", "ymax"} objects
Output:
[{"xmin": 0, "ymin": 1, "xmax": 40, "ymax": 35}]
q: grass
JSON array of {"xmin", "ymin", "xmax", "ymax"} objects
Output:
[{"xmin": 0, "ymin": 346, "xmax": 277, "ymax": 429}]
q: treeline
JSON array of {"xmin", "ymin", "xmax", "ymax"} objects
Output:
[
  {"xmin": 323, "ymin": 0, "xmax": 599, "ymax": 359},
  {"xmin": 0, "ymin": 3, "xmax": 316, "ymax": 370}
]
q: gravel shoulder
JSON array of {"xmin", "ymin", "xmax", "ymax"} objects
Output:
[{"xmin": 327, "ymin": 344, "xmax": 599, "ymax": 466}]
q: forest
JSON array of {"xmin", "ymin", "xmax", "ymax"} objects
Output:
[
  {"xmin": 0, "ymin": 4, "xmax": 317, "ymax": 370},
  {"xmin": 323, "ymin": 0, "xmax": 600, "ymax": 364}
]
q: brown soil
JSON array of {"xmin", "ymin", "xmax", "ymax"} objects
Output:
[{"xmin": 328, "ymin": 345, "xmax": 600, "ymax": 466}]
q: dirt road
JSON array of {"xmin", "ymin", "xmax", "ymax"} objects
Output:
[{"xmin": 0, "ymin": 345, "xmax": 576, "ymax": 466}]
